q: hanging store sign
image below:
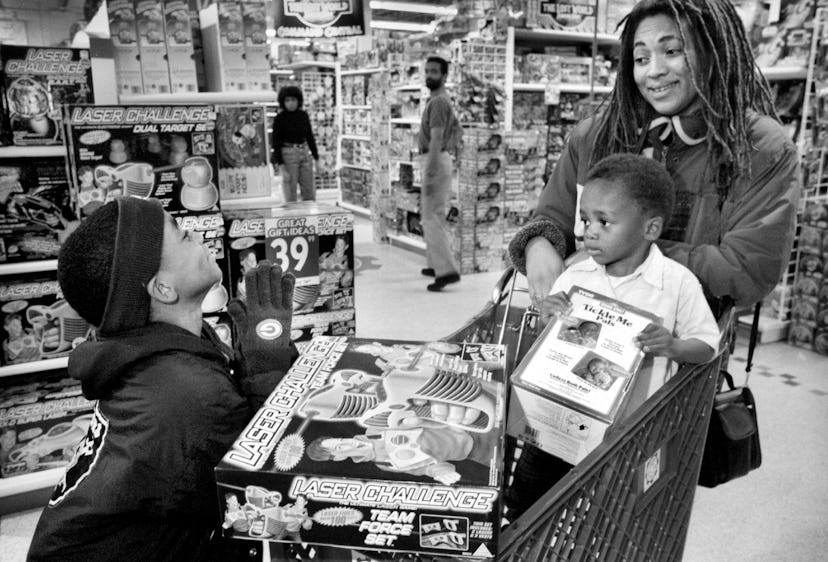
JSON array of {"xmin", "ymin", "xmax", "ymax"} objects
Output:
[{"xmin": 274, "ymin": 0, "xmax": 369, "ymax": 39}]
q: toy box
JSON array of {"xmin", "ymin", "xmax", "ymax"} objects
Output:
[
  {"xmin": 242, "ymin": 1, "xmax": 270, "ymax": 91},
  {"xmin": 224, "ymin": 203, "xmax": 355, "ymax": 321},
  {"xmin": 134, "ymin": 0, "xmax": 172, "ymax": 95},
  {"xmin": 0, "ymin": 368, "xmax": 95, "ymax": 478},
  {"xmin": 216, "ymin": 105, "xmax": 271, "ymax": 200},
  {"xmin": 216, "ymin": 336, "xmax": 507, "ymax": 559},
  {"xmin": 200, "ymin": 1, "xmax": 247, "ymax": 91},
  {"xmin": 508, "ymin": 286, "xmax": 655, "ymax": 465},
  {"xmin": 164, "ymin": 0, "xmax": 199, "ymax": 94},
  {"xmin": 107, "ymin": 0, "xmax": 144, "ymax": 97},
  {"xmin": 0, "ymin": 156, "xmax": 78, "ymax": 263},
  {"xmin": 0, "ymin": 272, "xmax": 92, "ymax": 367},
  {"xmin": 0, "ymin": 45, "xmax": 93, "ymax": 146}
]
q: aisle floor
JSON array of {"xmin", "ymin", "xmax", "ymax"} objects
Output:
[{"xmin": 2, "ymin": 215, "xmax": 827, "ymax": 561}]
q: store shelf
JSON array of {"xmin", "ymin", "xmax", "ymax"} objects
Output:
[
  {"xmin": 390, "ymin": 117, "xmax": 420, "ymax": 125},
  {"xmin": 341, "ymin": 105, "xmax": 372, "ymax": 110},
  {"xmin": 279, "ymin": 61, "xmax": 337, "ymax": 70},
  {"xmin": 514, "ymin": 28, "xmax": 620, "ymax": 47},
  {"xmin": 338, "ymin": 201, "xmax": 372, "ymax": 218},
  {"xmin": 220, "ymin": 195, "xmax": 284, "ymax": 211},
  {"xmin": 341, "ymin": 68, "xmax": 383, "ymax": 76},
  {"xmin": 387, "ymin": 232, "xmax": 426, "ymax": 253},
  {"xmin": 269, "ymin": 69, "xmax": 293, "ymax": 75},
  {"xmin": 119, "ymin": 91, "xmax": 279, "ymax": 104},
  {"xmin": 341, "ymin": 163, "xmax": 371, "ymax": 171},
  {"xmin": 0, "ymin": 259, "xmax": 58, "ymax": 276},
  {"xmin": 759, "ymin": 66, "xmax": 807, "ymax": 81},
  {"xmin": 513, "ymin": 83, "xmax": 613, "ymax": 94},
  {"xmin": 393, "ymin": 84, "xmax": 424, "ymax": 91},
  {"xmin": 0, "ymin": 357, "xmax": 69, "ymax": 379},
  {"xmin": 341, "ymin": 134, "xmax": 371, "ymax": 142},
  {"xmin": 0, "ymin": 145, "xmax": 66, "ymax": 158},
  {"xmin": 0, "ymin": 468, "xmax": 63, "ymax": 500}
]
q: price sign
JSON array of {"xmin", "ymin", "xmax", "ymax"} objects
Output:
[{"xmin": 264, "ymin": 217, "xmax": 320, "ymax": 283}]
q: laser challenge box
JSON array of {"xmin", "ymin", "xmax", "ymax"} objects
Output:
[
  {"xmin": 0, "ymin": 368, "xmax": 94, "ymax": 478},
  {"xmin": 64, "ymin": 105, "xmax": 231, "ymax": 325},
  {"xmin": 0, "ymin": 45, "xmax": 93, "ymax": 146},
  {"xmin": 215, "ymin": 337, "xmax": 507, "ymax": 559},
  {"xmin": 0, "ymin": 271, "xmax": 92, "ymax": 367},
  {"xmin": 224, "ymin": 203, "xmax": 356, "ymax": 342},
  {"xmin": 0, "ymin": 156, "xmax": 79, "ymax": 263},
  {"xmin": 507, "ymin": 287, "xmax": 655, "ymax": 465}
]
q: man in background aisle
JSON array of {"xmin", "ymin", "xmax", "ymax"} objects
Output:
[{"xmin": 419, "ymin": 56, "xmax": 463, "ymax": 292}]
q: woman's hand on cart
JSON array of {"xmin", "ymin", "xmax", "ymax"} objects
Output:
[{"xmin": 525, "ymin": 238, "xmax": 565, "ymax": 307}]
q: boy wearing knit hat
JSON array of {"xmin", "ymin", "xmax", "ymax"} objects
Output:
[{"xmin": 27, "ymin": 197, "xmax": 297, "ymax": 561}]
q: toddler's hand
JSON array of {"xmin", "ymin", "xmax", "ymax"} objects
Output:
[
  {"xmin": 539, "ymin": 291, "xmax": 571, "ymax": 325},
  {"xmin": 636, "ymin": 323, "xmax": 676, "ymax": 357}
]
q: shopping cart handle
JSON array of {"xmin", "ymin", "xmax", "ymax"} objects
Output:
[{"xmin": 491, "ymin": 267, "xmax": 516, "ymax": 304}]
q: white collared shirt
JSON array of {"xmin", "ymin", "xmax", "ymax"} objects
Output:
[{"xmin": 550, "ymin": 245, "xmax": 720, "ymax": 404}]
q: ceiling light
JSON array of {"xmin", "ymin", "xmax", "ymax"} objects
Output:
[
  {"xmin": 369, "ymin": 1, "xmax": 457, "ymax": 16},
  {"xmin": 370, "ymin": 20, "xmax": 436, "ymax": 32}
]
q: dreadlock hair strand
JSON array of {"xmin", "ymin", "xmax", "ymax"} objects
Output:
[{"xmin": 593, "ymin": 0, "xmax": 779, "ymax": 201}]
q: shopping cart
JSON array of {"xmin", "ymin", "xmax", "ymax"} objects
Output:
[
  {"xmin": 446, "ymin": 267, "xmax": 728, "ymax": 562},
  {"xmin": 274, "ymin": 268, "xmax": 727, "ymax": 561}
]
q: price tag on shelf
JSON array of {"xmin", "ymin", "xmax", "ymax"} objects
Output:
[
  {"xmin": 264, "ymin": 217, "xmax": 320, "ymax": 284},
  {"xmin": 545, "ymin": 82, "xmax": 561, "ymax": 106}
]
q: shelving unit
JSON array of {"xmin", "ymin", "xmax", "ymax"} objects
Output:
[
  {"xmin": 119, "ymin": 91, "xmax": 279, "ymax": 104},
  {"xmin": 513, "ymin": 83, "xmax": 613, "ymax": 94},
  {"xmin": 0, "ymin": 146, "xmax": 66, "ymax": 158}
]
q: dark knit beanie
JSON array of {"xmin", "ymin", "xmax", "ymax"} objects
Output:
[{"xmin": 58, "ymin": 197, "xmax": 165, "ymax": 336}]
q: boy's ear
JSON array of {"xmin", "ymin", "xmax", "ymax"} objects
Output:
[
  {"xmin": 644, "ymin": 216, "xmax": 663, "ymax": 241},
  {"xmin": 146, "ymin": 274, "xmax": 179, "ymax": 305}
]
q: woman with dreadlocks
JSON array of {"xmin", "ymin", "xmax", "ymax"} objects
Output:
[
  {"xmin": 509, "ymin": 0, "xmax": 799, "ymax": 318},
  {"xmin": 504, "ymin": 0, "xmax": 799, "ymax": 518}
]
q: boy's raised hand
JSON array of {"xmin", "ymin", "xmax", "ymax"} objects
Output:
[
  {"xmin": 227, "ymin": 260, "xmax": 295, "ymax": 374},
  {"xmin": 636, "ymin": 323, "xmax": 675, "ymax": 357},
  {"xmin": 539, "ymin": 291, "xmax": 572, "ymax": 325}
]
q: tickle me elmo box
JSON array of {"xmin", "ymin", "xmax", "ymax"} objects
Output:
[{"xmin": 215, "ymin": 336, "xmax": 507, "ymax": 559}]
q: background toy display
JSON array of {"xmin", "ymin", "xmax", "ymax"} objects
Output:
[
  {"xmin": 135, "ymin": 0, "xmax": 172, "ymax": 95},
  {"xmin": 789, "ymin": 202, "xmax": 828, "ymax": 355},
  {"xmin": 0, "ymin": 368, "xmax": 94, "ymax": 478},
  {"xmin": 0, "ymin": 272, "xmax": 91, "ymax": 367},
  {"xmin": 0, "ymin": 46, "xmax": 93, "ymax": 147},
  {"xmin": 164, "ymin": 0, "xmax": 200, "ymax": 94},
  {"xmin": 216, "ymin": 104, "xmax": 271, "ymax": 200},
  {"xmin": 107, "ymin": 0, "xmax": 144, "ymax": 97},
  {"xmin": 224, "ymin": 204, "xmax": 356, "ymax": 343},
  {"xmin": 216, "ymin": 336, "xmax": 507, "ymax": 559},
  {"xmin": 0, "ymin": 157, "xmax": 79, "ymax": 264}
]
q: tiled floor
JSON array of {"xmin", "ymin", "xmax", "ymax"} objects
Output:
[{"xmin": 2, "ymin": 215, "xmax": 827, "ymax": 561}]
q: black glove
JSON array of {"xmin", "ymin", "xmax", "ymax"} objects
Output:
[{"xmin": 227, "ymin": 260, "xmax": 295, "ymax": 375}]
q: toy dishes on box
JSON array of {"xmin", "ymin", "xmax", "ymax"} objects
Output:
[
  {"xmin": 0, "ymin": 157, "xmax": 79, "ymax": 263},
  {"xmin": 216, "ymin": 337, "xmax": 507, "ymax": 559},
  {"xmin": 0, "ymin": 46, "xmax": 93, "ymax": 146},
  {"xmin": 64, "ymin": 105, "xmax": 220, "ymax": 217},
  {"xmin": 0, "ymin": 272, "xmax": 91, "ymax": 366}
]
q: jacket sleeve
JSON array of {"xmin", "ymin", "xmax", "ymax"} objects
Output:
[
  {"xmin": 271, "ymin": 113, "xmax": 284, "ymax": 165},
  {"xmin": 304, "ymin": 111, "xmax": 319, "ymax": 161},
  {"xmin": 507, "ymin": 119, "xmax": 593, "ymax": 273},
  {"xmin": 658, "ymin": 134, "xmax": 800, "ymax": 307}
]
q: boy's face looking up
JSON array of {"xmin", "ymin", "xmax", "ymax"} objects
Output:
[
  {"xmin": 579, "ymin": 179, "xmax": 661, "ymax": 277},
  {"xmin": 155, "ymin": 213, "xmax": 222, "ymax": 301}
]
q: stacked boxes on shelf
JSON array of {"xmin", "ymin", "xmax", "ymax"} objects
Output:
[
  {"xmin": 340, "ymin": 71, "xmax": 373, "ymax": 210},
  {"xmin": 369, "ymin": 70, "xmax": 394, "ymax": 242},
  {"xmin": 453, "ymin": 41, "xmax": 507, "ymax": 126},
  {"xmin": 0, "ymin": 369, "xmax": 95, "ymax": 478},
  {"xmin": 223, "ymin": 204, "xmax": 356, "ymax": 343},
  {"xmin": 342, "ymin": 73, "xmax": 369, "ymax": 106},
  {"xmin": 340, "ymin": 167, "xmax": 370, "ymax": 209},
  {"xmin": 503, "ymin": 129, "xmax": 545, "ymax": 257},
  {"xmin": 342, "ymin": 109, "xmax": 370, "ymax": 137},
  {"xmin": 300, "ymin": 72, "xmax": 338, "ymax": 193},
  {"xmin": 789, "ymin": 201, "xmax": 828, "ymax": 355}
]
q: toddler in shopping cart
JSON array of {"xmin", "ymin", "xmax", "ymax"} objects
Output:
[{"xmin": 505, "ymin": 153, "xmax": 720, "ymax": 519}]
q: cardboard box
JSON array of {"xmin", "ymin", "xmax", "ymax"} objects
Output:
[
  {"xmin": 0, "ymin": 46, "xmax": 93, "ymax": 146},
  {"xmin": 0, "ymin": 156, "xmax": 78, "ymax": 263},
  {"xmin": 107, "ymin": 0, "xmax": 144, "ymax": 96},
  {"xmin": 242, "ymin": 1, "xmax": 270, "ymax": 91},
  {"xmin": 164, "ymin": 0, "xmax": 199, "ymax": 94},
  {"xmin": 200, "ymin": 1, "xmax": 247, "ymax": 91},
  {"xmin": 216, "ymin": 336, "xmax": 507, "ymax": 559},
  {"xmin": 0, "ymin": 369, "xmax": 95, "ymax": 478},
  {"xmin": 508, "ymin": 287, "xmax": 654, "ymax": 465},
  {"xmin": 0, "ymin": 272, "xmax": 92, "ymax": 366},
  {"xmin": 134, "ymin": 0, "xmax": 172, "ymax": 94},
  {"xmin": 216, "ymin": 105, "xmax": 271, "ymax": 200},
  {"xmin": 224, "ymin": 203, "xmax": 355, "ymax": 325}
]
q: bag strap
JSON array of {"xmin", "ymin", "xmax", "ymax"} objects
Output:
[{"xmin": 744, "ymin": 301, "xmax": 761, "ymax": 387}]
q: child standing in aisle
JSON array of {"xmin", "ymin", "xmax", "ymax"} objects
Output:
[
  {"xmin": 272, "ymin": 85, "xmax": 319, "ymax": 202},
  {"xmin": 506, "ymin": 153, "xmax": 721, "ymax": 518}
]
